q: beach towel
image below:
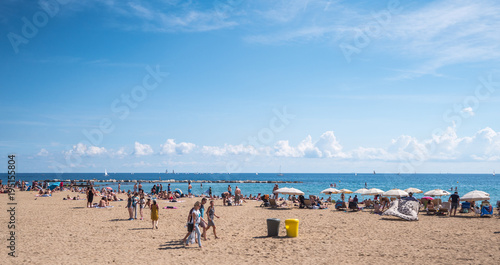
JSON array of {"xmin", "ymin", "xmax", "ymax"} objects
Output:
[
  {"xmin": 94, "ymin": 206, "xmax": 114, "ymax": 209},
  {"xmin": 382, "ymin": 199, "xmax": 419, "ymax": 221},
  {"xmin": 163, "ymin": 206, "xmax": 177, "ymax": 209}
]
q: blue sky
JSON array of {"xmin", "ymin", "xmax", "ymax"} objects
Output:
[{"xmin": 1, "ymin": 0, "xmax": 500, "ymax": 173}]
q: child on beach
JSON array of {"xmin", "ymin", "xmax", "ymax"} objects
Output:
[
  {"xmin": 206, "ymin": 200, "xmax": 220, "ymax": 239},
  {"xmin": 150, "ymin": 200, "xmax": 159, "ymax": 229}
]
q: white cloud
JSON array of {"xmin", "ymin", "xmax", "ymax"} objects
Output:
[
  {"xmin": 461, "ymin": 107, "xmax": 475, "ymax": 116},
  {"xmin": 134, "ymin": 142, "xmax": 154, "ymax": 156},
  {"xmin": 160, "ymin": 139, "xmax": 196, "ymax": 155},
  {"xmin": 64, "ymin": 143, "xmax": 107, "ymax": 157},
  {"xmin": 202, "ymin": 144, "xmax": 258, "ymax": 156},
  {"xmin": 37, "ymin": 148, "xmax": 49, "ymax": 157}
]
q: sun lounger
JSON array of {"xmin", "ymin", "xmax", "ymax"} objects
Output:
[
  {"xmin": 460, "ymin": 201, "xmax": 471, "ymax": 213},
  {"xmin": 348, "ymin": 201, "xmax": 359, "ymax": 211},
  {"xmin": 303, "ymin": 199, "xmax": 313, "ymax": 209},
  {"xmin": 269, "ymin": 199, "xmax": 278, "ymax": 208},
  {"xmin": 437, "ymin": 202, "xmax": 451, "ymax": 216}
]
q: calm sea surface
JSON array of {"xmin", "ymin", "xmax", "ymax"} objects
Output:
[{"xmin": 2, "ymin": 173, "xmax": 499, "ymax": 204}]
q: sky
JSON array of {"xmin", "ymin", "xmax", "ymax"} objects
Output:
[{"xmin": 1, "ymin": 0, "xmax": 500, "ymax": 173}]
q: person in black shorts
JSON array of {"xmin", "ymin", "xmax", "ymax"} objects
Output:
[{"xmin": 449, "ymin": 192, "xmax": 460, "ymax": 216}]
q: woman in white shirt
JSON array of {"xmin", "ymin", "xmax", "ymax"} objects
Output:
[{"xmin": 187, "ymin": 201, "xmax": 206, "ymax": 248}]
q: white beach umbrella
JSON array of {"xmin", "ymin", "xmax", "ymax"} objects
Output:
[
  {"xmin": 321, "ymin": 188, "xmax": 340, "ymax": 194},
  {"xmin": 383, "ymin": 189, "xmax": 409, "ymax": 197},
  {"xmin": 461, "ymin": 190, "xmax": 490, "ymax": 201},
  {"xmin": 273, "ymin": 187, "xmax": 304, "ymax": 196},
  {"xmin": 404, "ymin": 187, "xmax": 423, "ymax": 194},
  {"xmin": 354, "ymin": 188, "xmax": 369, "ymax": 194},
  {"xmin": 362, "ymin": 188, "xmax": 384, "ymax": 196},
  {"xmin": 424, "ymin": 189, "xmax": 451, "ymax": 197}
]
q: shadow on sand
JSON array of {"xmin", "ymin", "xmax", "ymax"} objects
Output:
[{"xmin": 158, "ymin": 240, "xmax": 186, "ymax": 250}]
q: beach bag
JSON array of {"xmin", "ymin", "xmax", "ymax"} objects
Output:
[{"xmin": 187, "ymin": 223, "xmax": 194, "ymax": 232}]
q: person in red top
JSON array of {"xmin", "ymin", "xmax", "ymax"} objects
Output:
[{"xmin": 60, "ymin": 181, "xmax": 63, "ymax": 191}]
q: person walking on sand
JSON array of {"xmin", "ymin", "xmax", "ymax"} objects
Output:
[
  {"xmin": 206, "ymin": 200, "xmax": 220, "ymax": 239},
  {"xmin": 150, "ymin": 200, "xmax": 159, "ymax": 229},
  {"xmin": 200, "ymin": 198, "xmax": 208, "ymax": 240},
  {"xmin": 449, "ymin": 191, "xmax": 460, "ymax": 216},
  {"xmin": 186, "ymin": 201, "xmax": 205, "ymax": 248}
]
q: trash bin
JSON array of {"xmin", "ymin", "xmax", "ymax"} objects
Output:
[
  {"xmin": 267, "ymin": 218, "xmax": 280, "ymax": 237},
  {"xmin": 285, "ymin": 219, "xmax": 299, "ymax": 237}
]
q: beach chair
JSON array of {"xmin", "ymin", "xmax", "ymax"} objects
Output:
[
  {"xmin": 335, "ymin": 201, "xmax": 346, "ymax": 211},
  {"xmin": 348, "ymin": 201, "xmax": 359, "ymax": 212},
  {"xmin": 480, "ymin": 206, "xmax": 493, "ymax": 217},
  {"xmin": 303, "ymin": 199, "xmax": 313, "ymax": 209},
  {"xmin": 437, "ymin": 202, "xmax": 451, "ymax": 216},
  {"xmin": 269, "ymin": 199, "xmax": 278, "ymax": 208},
  {"xmin": 460, "ymin": 201, "xmax": 471, "ymax": 213}
]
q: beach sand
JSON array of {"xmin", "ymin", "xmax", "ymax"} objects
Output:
[{"xmin": 1, "ymin": 191, "xmax": 499, "ymax": 264}]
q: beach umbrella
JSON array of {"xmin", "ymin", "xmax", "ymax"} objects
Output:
[
  {"xmin": 321, "ymin": 188, "xmax": 340, "ymax": 194},
  {"xmin": 274, "ymin": 187, "xmax": 304, "ymax": 196},
  {"xmin": 48, "ymin": 184, "xmax": 58, "ymax": 190},
  {"xmin": 174, "ymin": 188, "xmax": 183, "ymax": 195},
  {"xmin": 424, "ymin": 189, "xmax": 451, "ymax": 197},
  {"xmin": 339, "ymin": 189, "xmax": 353, "ymax": 194},
  {"xmin": 422, "ymin": 196, "xmax": 434, "ymax": 200},
  {"xmin": 383, "ymin": 189, "xmax": 409, "ymax": 197},
  {"xmin": 404, "ymin": 187, "xmax": 423, "ymax": 194},
  {"xmin": 362, "ymin": 188, "xmax": 384, "ymax": 196},
  {"xmin": 461, "ymin": 190, "xmax": 490, "ymax": 201},
  {"xmin": 354, "ymin": 188, "xmax": 369, "ymax": 194},
  {"xmin": 106, "ymin": 187, "xmax": 113, "ymax": 190}
]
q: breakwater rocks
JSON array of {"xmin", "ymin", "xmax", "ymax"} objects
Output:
[{"xmin": 40, "ymin": 179, "xmax": 302, "ymax": 184}]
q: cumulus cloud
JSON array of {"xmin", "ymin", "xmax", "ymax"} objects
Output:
[
  {"xmin": 64, "ymin": 143, "xmax": 107, "ymax": 157},
  {"xmin": 461, "ymin": 107, "xmax": 475, "ymax": 116},
  {"xmin": 273, "ymin": 131, "xmax": 348, "ymax": 158},
  {"xmin": 37, "ymin": 148, "xmax": 49, "ymax": 157},
  {"xmin": 160, "ymin": 139, "xmax": 196, "ymax": 155},
  {"xmin": 134, "ymin": 142, "xmax": 154, "ymax": 156}
]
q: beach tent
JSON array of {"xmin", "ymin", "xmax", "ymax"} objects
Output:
[
  {"xmin": 404, "ymin": 187, "xmax": 423, "ymax": 194},
  {"xmin": 321, "ymin": 188, "xmax": 340, "ymax": 194},
  {"xmin": 424, "ymin": 189, "xmax": 451, "ymax": 197},
  {"xmin": 273, "ymin": 187, "xmax": 304, "ymax": 196},
  {"xmin": 461, "ymin": 190, "xmax": 490, "ymax": 201},
  {"xmin": 174, "ymin": 188, "xmax": 183, "ymax": 195},
  {"xmin": 383, "ymin": 189, "xmax": 409, "ymax": 197},
  {"xmin": 362, "ymin": 188, "xmax": 384, "ymax": 196},
  {"xmin": 48, "ymin": 184, "xmax": 58, "ymax": 190}
]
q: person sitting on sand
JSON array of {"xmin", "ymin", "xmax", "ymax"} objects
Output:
[
  {"xmin": 99, "ymin": 197, "xmax": 106, "ymax": 207},
  {"xmin": 480, "ymin": 200, "xmax": 491, "ymax": 208}
]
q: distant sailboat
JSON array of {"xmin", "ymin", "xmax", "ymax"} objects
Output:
[
  {"xmin": 104, "ymin": 169, "xmax": 108, "ymax": 177},
  {"xmin": 373, "ymin": 170, "xmax": 376, "ymax": 175},
  {"xmin": 165, "ymin": 169, "xmax": 168, "ymax": 174},
  {"xmin": 494, "ymin": 171, "xmax": 496, "ymax": 176},
  {"xmin": 277, "ymin": 166, "xmax": 284, "ymax": 176}
]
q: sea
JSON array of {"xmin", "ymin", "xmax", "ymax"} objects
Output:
[{"xmin": 2, "ymin": 173, "xmax": 499, "ymax": 204}]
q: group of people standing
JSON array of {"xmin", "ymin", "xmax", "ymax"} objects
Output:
[{"xmin": 182, "ymin": 198, "xmax": 220, "ymax": 248}]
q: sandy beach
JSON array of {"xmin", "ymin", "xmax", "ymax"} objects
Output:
[{"xmin": 1, "ymin": 190, "xmax": 499, "ymax": 265}]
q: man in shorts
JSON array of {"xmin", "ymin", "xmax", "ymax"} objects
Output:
[{"xmin": 449, "ymin": 191, "xmax": 460, "ymax": 216}]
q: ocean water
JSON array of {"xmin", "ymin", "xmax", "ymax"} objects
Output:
[{"xmin": 2, "ymin": 173, "xmax": 499, "ymax": 204}]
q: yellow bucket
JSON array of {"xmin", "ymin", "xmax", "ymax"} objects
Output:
[{"xmin": 285, "ymin": 219, "xmax": 299, "ymax": 237}]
